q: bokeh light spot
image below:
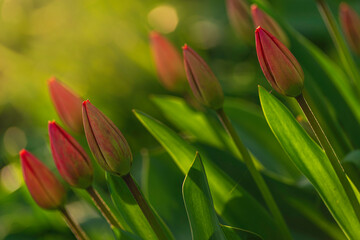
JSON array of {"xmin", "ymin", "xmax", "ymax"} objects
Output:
[
  {"xmin": 3, "ymin": 127, "xmax": 27, "ymax": 156},
  {"xmin": 190, "ymin": 20, "xmax": 222, "ymax": 49},
  {"xmin": 1, "ymin": 164, "xmax": 22, "ymax": 193},
  {"xmin": 147, "ymin": 5, "xmax": 179, "ymax": 34}
]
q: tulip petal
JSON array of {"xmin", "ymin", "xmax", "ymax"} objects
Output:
[
  {"xmin": 20, "ymin": 150, "xmax": 66, "ymax": 210},
  {"xmin": 49, "ymin": 121, "xmax": 93, "ymax": 188}
]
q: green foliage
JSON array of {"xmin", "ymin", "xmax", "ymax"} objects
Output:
[
  {"xmin": 4, "ymin": 0, "xmax": 360, "ymax": 239},
  {"xmin": 259, "ymin": 86, "xmax": 360, "ymax": 239},
  {"xmin": 133, "ymin": 110, "xmax": 281, "ymax": 239}
]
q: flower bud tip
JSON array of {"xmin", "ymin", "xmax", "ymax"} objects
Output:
[
  {"xmin": 19, "ymin": 149, "xmax": 26, "ymax": 157},
  {"xmin": 48, "ymin": 76, "xmax": 57, "ymax": 84},
  {"xmin": 82, "ymin": 100, "xmax": 90, "ymax": 106},
  {"xmin": 182, "ymin": 44, "xmax": 188, "ymax": 50},
  {"xmin": 149, "ymin": 31, "xmax": 159, "ymax": 39},
  {"xmin": 251, "ymin": 4, "xmax": 257, "ymax": 11}
]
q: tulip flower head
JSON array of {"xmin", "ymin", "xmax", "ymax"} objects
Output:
[
  {"xmin": 20, "ymin": 150, "xmax": 66, "ymax": 210},
  {"xmin": 255, "ymin": 27, "xmax": 304, "ymax": 97},
  {"xmin": 339, "ymin": 3, "xmax": 360, "ymax": 55},
  {"xmin": 251, "ymin": 4, "xmax": 289, "ymax": 47},
  {"xmin": 183, "ymin": 45, "xmax": 224, "ymax": 110},
  {"xmin": 226, "ymin": 0, "xmax": 254, "ymax": 44},
  {"xmin": 82, "ymin": 100, "xmax": 132, "ymax": 176},
  {"xmin": 149, "ymin": 31, "xmax": 187, "ymax": 92},
  {"xmin": 49, "ymin": 121, "xmax": 93, "ymax": 188},
  {"xmin": 48, "ymin": 77, "xmax": 83, "ymax": 133}
]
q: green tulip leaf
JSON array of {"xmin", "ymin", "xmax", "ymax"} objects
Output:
[
  {"xmin": 107, "ymin": 173, "xmax": 174, "ymax": 240},
  {"xmin": 259, "ymin": 86, "xmax": 360, "ymax": 239},
  {"xmin": 182, "ymin": 152, "xmax": 226, "ymax": 240},
  {"xmin": 151, "ymin": 95, "xmax": 299, "ymax": 183},
  {"xmin": 133, "ymin": 109, "xmax": 281, "ymax": 239},
  {"xmin": 221, "ymin": 225, "xmax": 263, "ymax": 240},
  {"xmin": 112, "ymin": 228, "xmax": 143, "ymax": 240}
]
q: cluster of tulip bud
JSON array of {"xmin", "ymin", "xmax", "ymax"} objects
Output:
[
  {"xmin": 21, "ymin": 78, "xmax": 133, "ymax": 237},
  {"xmin": 20, "ymin": 0, "xmax": 360, "ymax": 237},
  {"xmin": 150, "ymin": 3, "xmax": 303, "ymax": 104}
]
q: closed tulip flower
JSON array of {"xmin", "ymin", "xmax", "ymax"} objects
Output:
[
  {"xmin": 339, "ymin": 3, "xmax": 360, "ymax": 55},
  {"xmin": 255, "ymin": 27, "xmax": 304, "ymax": 97},
  {"xmin": 226, "ymin": 0, "xmax": 254, "ymax": 44},
  {"xmin": 20, "ymin": 150, "xmax": 66, "ymax": 210},
  {"xmin": 82, "ymin": 100, "xmax": 132, "ymax": 176},
  {"xmin": 149, "ymin": 31, "xmax": 187, "ymax": 92},
  {"xmin": 49, "ymin": 121, "xmax": 93, "ymax": 188},
  {"xmin": 183, "ymin": 45, "xmax": 224, "ymax": 110},
  {"xmin": 48, "ymin": 77, "xmax": 83, "ymax": 133},
  {"xmin": 251, "ymin": 4, "xmax": 289, "ymax": 47}
]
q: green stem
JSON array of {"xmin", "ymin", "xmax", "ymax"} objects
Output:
[
  {"xmin": 216, "ymin": 108, "xmax": 292, "ymax": 240},
  {"xmin": 60, "ymin": 208, "xmax": 89, "ymax": 240},
  {"xmin": 296, "ymin": 94, "xmax": 360, "ymax": 222},
  {"xmin": 316, "ymin": 0, "xmax": 360, "ymax": 93},
  {"xmin": 86, "ymin": 186, "xmax": 123, "ymax": 230},
  {"xmin": 122, "ymin": 174, "xmax": 169, "ymax": 240}
]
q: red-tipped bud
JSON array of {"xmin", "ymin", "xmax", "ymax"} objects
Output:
[
  {"xmin": 20, "ymin": 150, "xmax": 66, "ymax": 210},
  {"xmin": 48, "ymin": 77, "xmax": 83, "ymax": 133},
  {"xmin": 251, "ymin": 4, "xmax": 289, "ymax": 47},
  {"xmin": 149, "ymin": 31, "xmax": 187, "ymax": 92},
  {"xmin": 255, "ymin": 27, "xmax": 304, "ymax": 97},
  {"xmin": 49, "ymin": 121, "xmax": 93, "ymax": 188},
  {"xmin": 226, "ymin": 0, "xmax": 254, "ymax": 44},
  {"xmin": 183, "ymin": 45, "xmax": 224, "ymax": 110},
  {"xmin": 82, "ymin": 100, "xmax": 132, "ymax": 176},
  {"xmin": 339, "ymin": 3, "xmax": 360, "ymax": 55}
]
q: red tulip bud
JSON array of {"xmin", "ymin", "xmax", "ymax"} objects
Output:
[
  {"xmin": 49, "ymin": 121, "xmax": 93, "ymax": 188},
  {"xmin": 226, "ymin": 0, "xmax": 254, "ymax": 44},
  {"xmin": 48, "ymin": 77, "xmax": 83, "ymax": 133},
  {"xmin": 20, "ymin": 150, "xmax": 66, "ymax": 210},
  {"xmin": 149, "ymin": 31, "xmax": 187, "ymax": 92},
  {"xmin": 339, "ymin": 3, "xmax": 360, "ymax": 55},
  {"xmin": 251, "ymin": 4, "xmax": 289, "ymax": 47},
  {"xmin": 183, "ymin": 45, "xmax": 224, "ymax": 110},
  {"xmin": 82, "ymin": 100, "xmax": 132, "ymax": 176},
  {"xmin": 255, "ymin": 27, "xmax": 304, "ymax": 97}
]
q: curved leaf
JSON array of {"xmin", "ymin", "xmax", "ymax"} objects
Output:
[
  {"xmin": 182, "ymin": 152, "xmax": 226, "ymax": 240},
  {"xmin": 107, "ymin": 173, "xmax": 174, "ymax": 240},
  {"xmin": 152, "ymin": 95, "xmax": 299, "ymax": 183},
  {"xmin": 221, "ymin": 225, "xmax": 263, "ymax": 240},
  {"xmin": 133, "ymin": 109, "xmax": 281, "ymax": 240},
  {"xmin": 259, "ymin": 86, "xmax": 360, "ymax": 239}
]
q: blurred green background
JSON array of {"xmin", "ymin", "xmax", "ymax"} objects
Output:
[{"xmin": 0, "ymin": 0, "xmax": 359, "ymax": 239}]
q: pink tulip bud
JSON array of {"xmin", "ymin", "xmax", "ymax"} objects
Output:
[
  {"xmin": 255, "ymin": 27, "xmax": 304, "ymax": 97},
  {"xmin": 226, "ymin": 0, "xmax": 254, "ymax": 44},
  {"xmin": 49, "ymin": 121, "xmax": 93, "ymax": 188},
  {"xmin": 82, "ymin": 100, "xmax": 132, "ymax": 176},
  {"xmin": 183, "ymin": 45, "xmax": 224, "ymax": 110},
  {"xmin": 149, "ymin": 31, "xmax": 187, "ymax": 92},
  {"xmin": 339, "ymin": 3, "xmax": 360, "ymax": 55},
  {"xmin": 20, "ymin": 150, "xmax": 66, "ymax": 210},
  {"xmin": 251, "ymin": 4, "xmax": 289, "ymax": 47},
  {"xmin": 48, "ymin": 77, "xmax": 83, "ymax": 133}
]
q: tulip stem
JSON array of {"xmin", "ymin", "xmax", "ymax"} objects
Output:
[
  {"xmin": 122, "ymin": 174, "xmax": 169, "ymax": 240},
  {"xmin": 216, "ymin": 108, "xmax": 292, "ymax": 240},
  {"xmin": 60, "ymin": 208, "xmax": 89, "ymax": 240},
  {"xmin": 296, "ymin": 93, "xmax": 360, "ymax": 222},
  {"xmin": 316, "ymin": 0, "xmax": 360, "ymax": 93},
  {"xmin": 86, "ymin": 186, "xmax": 123, "ymax": 230}
]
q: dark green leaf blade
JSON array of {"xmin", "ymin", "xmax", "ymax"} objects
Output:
[
  {"xmin": 107, "ymin": 173, "xmax": 174, "ymax": 240},
  {"xmin": 182, "ymin": 152, "xmax": 226, "ymax": 240},
  {"xmin": 133, "ymin": 109, "xmax": 281, "ymax": 239},
  {"xmin": 259, "ymin": 86, "xmax": 360, "ymax": 239},
  {"xmin": 151, "ymin": 95, "xmax": 299, "ymax": 183},
  {"xmin": 221, "ymin": 225, "xmax": 263, "ymax": 240}
]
